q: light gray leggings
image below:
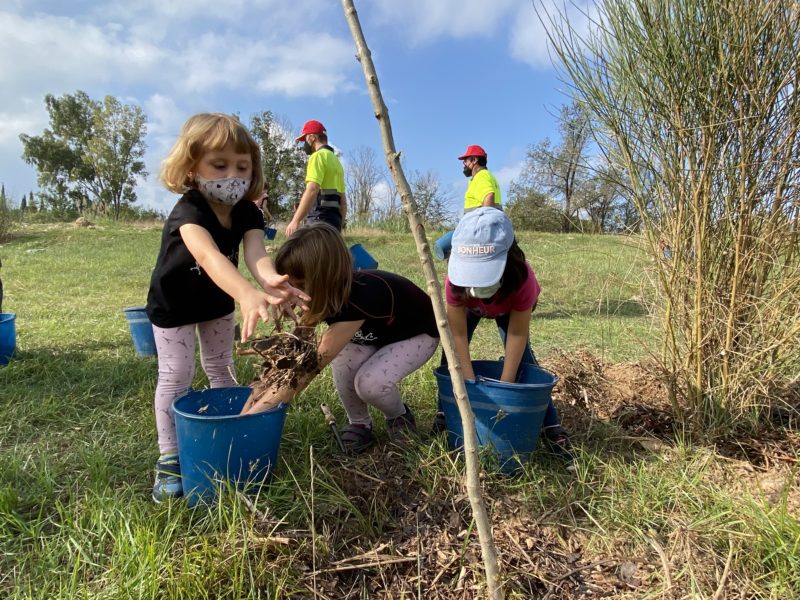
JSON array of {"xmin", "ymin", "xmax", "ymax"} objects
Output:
[
  {"xmin": 330, "ymin": 334, "xmax": 439, "ymax": 427},
  {"xmin": 152, "ymin": 313, "xmax": 237, "ymax": 454}
]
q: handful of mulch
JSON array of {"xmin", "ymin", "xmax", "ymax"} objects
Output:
[{"xmin": 239, "ymin": 326, "xmax": 321, "ymax": 412}]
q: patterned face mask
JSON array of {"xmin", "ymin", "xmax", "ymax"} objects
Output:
[{"xmin": 194, "ymin": 176, "xmax": 250, "ymax": 206}]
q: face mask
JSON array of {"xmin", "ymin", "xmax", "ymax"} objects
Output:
[
  {"xmin": 468, "ymin": 280, "xmax": 502, "ymax": 299},
  {"xmin": 194, "ymin": 175, "xmax": 250, "ymax": 206},
  {"xmin": 462, "ymin": 165, "xmax": 473, "ymax": 177},
  {"xmin": 303, "ymin": 140, "xmax": 314, "ymax": 156}
]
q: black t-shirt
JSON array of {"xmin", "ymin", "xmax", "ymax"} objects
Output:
[
  {"xmin": 325, "ymin": 270, "xmax": 439, "ymax": 347},
  {"xmin": 146, "ymin": 190, "xmax": 265, "ymax": 328}
]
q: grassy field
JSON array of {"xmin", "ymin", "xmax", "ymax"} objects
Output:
[{"xmin": 0, "ymin": 221, "xmax": 797, "ymax": 599}]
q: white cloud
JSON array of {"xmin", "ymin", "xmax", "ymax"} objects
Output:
[
  {"xmin": 494, "ymin": 160, "xmax": 526, "ymax": 192},
  {"xmin": 253, "ymin": 34, "xmax": 356, "ymax": 97},
  {"xmin": 371, "ymin": 0, "xmax": 517, "ymax": 42},
  {"xmin": 0, "ymin": 2, "xmax": 360, "ymax": 208},
  {"xmin": 510, "ymin": 1, "xmax": 596, "ymax": 69},
  {"xmin": 0, "ymin": 13, "xmax": 166, "ymax": 99}
]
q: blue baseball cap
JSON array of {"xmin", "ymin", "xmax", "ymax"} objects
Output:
[{"xmin": 448, "ymin": 207, "xmax": 514, "ymax": 287}]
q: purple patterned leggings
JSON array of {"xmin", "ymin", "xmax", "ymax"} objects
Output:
[
  {"xmin": 151, "ymin": 313, "xmax": 237, "ymax": 454},
  {"xmin": 330, "ymin": 334, "xmax": 439, "ymax": 427}
]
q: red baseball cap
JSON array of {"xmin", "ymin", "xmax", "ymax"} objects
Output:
[
  {"xmin": 296, "ymin": 120, "xmax": 326, "ymax": 142},
  {"xmin": 458, "ymin": 145, "xmax": 487, "ymax": 160}
]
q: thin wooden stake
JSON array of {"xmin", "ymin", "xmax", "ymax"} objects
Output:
[{"xmin": 340, "ymin": 2, "xmax": 503, "ymax": 597}]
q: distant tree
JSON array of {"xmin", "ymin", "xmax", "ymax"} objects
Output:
[
  {"xmin": 19, "ymin": 90, "xmax": 147, "ymax": 218},
  {"xmin": 20, "ymin": 193, "xmax": 27, "ymax": 212},
  {"xmin": 346, "ymin": 145, "xmax": 383, "ymax": 222},
  {"xmin": 516, "ymin": 102, "xmax": 593, "ymax": 232},
  {"xmin": 85, "ymin": 95, "xmax": 148, "ymax": 219},
  {"xmin": 409, "ymin": 170, "xmax": 453, "ymax": 229},
  {"xmin": 0, "ymin": 185, "xmax": 11, "ymax": 241},
  {"xmin": 505, "ymin": 185, "xmax": 562, "ymax": 232},
  {"xmin": 580, "ymin": 159, "xmax": 631, "ymax": 233},
  {"xmin": 249, "ymin": 111, "xmax": 307, "ymax": 219}
]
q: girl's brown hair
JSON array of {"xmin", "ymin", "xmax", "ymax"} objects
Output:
[
  {"xmin": 274, "ymin": 223, "xmax": 353, "ymax": 325},
  {"xmin": 159, "ymin": 113, "xmax": 264, "ymax": 201}
]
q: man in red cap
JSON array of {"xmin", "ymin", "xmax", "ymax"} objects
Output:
[
  {"xmin": 433, "ymin": 145, "xmax": 504, "ymax": 261},
  {"xmin": 286, "ymin": 120, "xmax": 347, "ymax": 236},
  {"xmin": 459, "ymin": 144, "xmax": 502, "ymax": 212}
]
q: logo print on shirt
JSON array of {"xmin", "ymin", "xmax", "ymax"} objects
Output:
[{"xmin": 352, "ymin": 329, "xmax": 377, "ymax": 343}]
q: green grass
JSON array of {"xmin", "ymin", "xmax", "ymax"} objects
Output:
[{"xmin": 0, "ymin": 222, "xmax": 797, "ymax": 599}]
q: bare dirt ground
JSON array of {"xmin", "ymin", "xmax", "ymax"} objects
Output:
[{"xmin": 243, "ymin": 350, "xmax": 799, "ymax": 598}]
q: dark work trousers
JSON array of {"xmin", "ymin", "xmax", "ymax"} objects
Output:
[
  {"xmin": 306, "ymin": 206, "xmax": 342, "ymax": 231},
  {"xmin": 440, "ymin": 309, "xmax": 560, "ymax": 429}
]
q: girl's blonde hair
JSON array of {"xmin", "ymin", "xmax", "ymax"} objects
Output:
[
  {"xmin": 160, "ymin": 113, "xmax": 264, "ymax": 201},
  {"xmin": 274, "ymin": 224, "xmax": 353, "ymax": 325}
]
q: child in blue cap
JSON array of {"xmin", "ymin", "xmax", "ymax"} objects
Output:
[{"xmin": 440, "ymin": 207, "xmax": 575, "ymax": 469}]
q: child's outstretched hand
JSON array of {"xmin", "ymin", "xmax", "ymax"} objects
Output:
[
  {"xmin": 261, "ymin": 272, "xmax": 309, "ymax": 312},
  {"xmin": 238, "ymin": 275, "xmax": 310, "ymax": 342}
]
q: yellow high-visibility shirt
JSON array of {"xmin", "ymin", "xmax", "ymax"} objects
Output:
[
  {"xmin": 306, "ymin": 147, "xmax": 345, "ymax": 194},
  {"xmin": 464, "ymin": 169, "xmax": 502, "ymax": 210}
]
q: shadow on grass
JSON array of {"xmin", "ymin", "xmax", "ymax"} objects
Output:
[{"xmin": 535, "ymin": 298, "xmax": 648, "ymax": 320}]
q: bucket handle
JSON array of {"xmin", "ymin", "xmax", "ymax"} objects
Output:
[{"xmin": 475, "ymin": 375, "xmax": 505, "ymax": 385}]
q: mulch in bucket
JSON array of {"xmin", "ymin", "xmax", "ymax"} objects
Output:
[
  {"xmin": 434, "ymin": 360, "xmax": 557, "ymax": 472},
  {"xmin": 173, "ymin": 386, "xmax": 288, "ymax": 507}
]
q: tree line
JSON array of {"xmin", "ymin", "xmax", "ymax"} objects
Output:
[{"xmin": 13, "ymin": 89, "xmax": 638, "ymax": 231}]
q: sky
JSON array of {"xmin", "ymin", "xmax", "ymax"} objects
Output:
[{"xmin": 0, "ymin": 0, "xmax": 593, "ymax": 217}]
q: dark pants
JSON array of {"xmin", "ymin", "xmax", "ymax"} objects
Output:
[
  {"xmin": 440, "ymin": 310, "xmax": 560, "ymax": 429},
  {"xmin": 306, "ymin": 207, "xmax": 342, "ymax": 231}
]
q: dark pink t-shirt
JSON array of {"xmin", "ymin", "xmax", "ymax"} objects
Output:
[{"xmin": 445, "ymin": 262, "xmax": 541, "ymax": 318}]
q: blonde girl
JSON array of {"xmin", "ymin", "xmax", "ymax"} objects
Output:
[{"xmin": 146, "ymin": 113, "xmax": 307, "ymax": 502}]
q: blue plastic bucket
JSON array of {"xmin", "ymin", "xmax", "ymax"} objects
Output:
[
  {"xmin": 434, "ymin": 360, "xmax": 557, "ymax": 471},
  {"xmin": 173, "ymin": 387, "xmax": 288, "ymax": 507},
  {"xmin": 0, "ymin": 313, "xmax": 16, "ymax": 366},
  {"xmin": 123, "ymin": 306, "xmax": 157, "ymax": 357},
  {"xmin": 264, "ymin": 226, "xmax": 277, "ymax": 240},
  {"xmin": 350, "ymin": 243, "xmax": 378, "ymax": 270},
  {"xmin": 433, "ymin": 230, "xmax": 454, "ymax": 261}
]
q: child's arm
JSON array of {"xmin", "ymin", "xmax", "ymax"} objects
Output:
[
  {"xmin": 242, "ymin": 229, "xmax": 310, "ymax": 320},
  {"xmin": 181, "ymin": 224, "xmax": 279, "ymax": 339},
  {"xmin": 445, "ymin": 303, "xmax": 476, "ymax": 381},
  {"xmin": 500, "ymin": 308, "xmax": 532, "ymax": 383},
  {"xmin": 240, "ymin": 319, "xmax": 365, "ymax": 414}
]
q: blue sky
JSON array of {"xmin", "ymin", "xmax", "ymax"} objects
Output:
[{"xmin": 0, "ymin": 0, "xmax": 592, "ymax": 216}]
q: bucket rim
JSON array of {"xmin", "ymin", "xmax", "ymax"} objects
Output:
[
  {"xmin": 122, "ymin": 306, "xmax": 148, "ymax": 313},
  {"xmin": 0, "ymin": 313, "xmax": 16, "ymax": 322},
  {"xmin": 433, "ymin": 362, "xmax": 558, "ymax": 389},
  {"xmin": 172, "ymin": 387, "xmax": 288, "ymax": 422}
]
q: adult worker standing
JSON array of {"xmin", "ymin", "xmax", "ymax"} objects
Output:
[
  {"xmin": 286, "ymin": 120, "xmax": 347, "ymax": 236},
  {"xmin": 459, "ymin": 144, "xmax": 502, "ymax": 211},
  {"xmin": 433, "ymin": 145, "xmax": 502, "ymax": 261}
]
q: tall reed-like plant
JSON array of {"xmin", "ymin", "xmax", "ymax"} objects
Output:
[{"xmin": 544, "ymin": 0, "xmax": 800, "ymax": 434}]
